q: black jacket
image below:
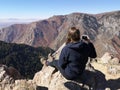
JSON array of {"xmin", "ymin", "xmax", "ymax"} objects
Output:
[{"xmin": 58, "ymin": 41, "xmax": 97, "ymax": 80}]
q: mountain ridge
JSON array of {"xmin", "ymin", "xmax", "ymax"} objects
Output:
[{"xmin": 0, "ymin": 10, "xmax": 120, "ymax": 59}]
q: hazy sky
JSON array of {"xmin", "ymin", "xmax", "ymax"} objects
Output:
[{"xmin": 0, "ymin": 0, "xmax": 120, "ymax": 19}]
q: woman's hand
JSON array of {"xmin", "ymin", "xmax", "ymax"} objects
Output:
[
  {"xmin": 81, "ymin": 35, "xmax": 91, "ymax": 44},
  {"xmin": 48, "ymin": 53, "xmax": 54, "ymax": 62}
]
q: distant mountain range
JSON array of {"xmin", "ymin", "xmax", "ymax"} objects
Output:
[
  {"xmin": 0, "ymin": 18, "xmax": 39, "ymax": 28},
  {"xmin": 0, "ymin": 11, "xmax": 120, "ymax": 59}
]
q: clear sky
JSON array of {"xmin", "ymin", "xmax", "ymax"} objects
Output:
[{"xmin": 0, "ymin": 0, "xmax": 120, "ymax": 19}]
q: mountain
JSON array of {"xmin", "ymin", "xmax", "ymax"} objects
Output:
[
  {"xmin": 0, "ymin": 41, "xmax": 53, "ymax": 79},
  {"xmin": 0, "ymin": 11, "xmax": 120, "ymax": 59},
  {"xmin": 0, "ymin": 16, "xmax": 65, "ymax": 47},
  {"xmin": 0, "ymin": 18, "xmax": 38, "ymax": 29},
  {"xmin": 0, "ymin": 22, "xmax": 13, "ymax": 29}
]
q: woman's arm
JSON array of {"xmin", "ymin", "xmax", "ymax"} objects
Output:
[
  {"xmin": 58, "ymin": 47, "xmax": 68, "ymax": 69},
  {"xmin": 81, "ymin": 35, "xmax": 97, "ymax": 58},
  {"xmin": 88, "ymin": 42, "xmax": 97, "ymax": 58}
]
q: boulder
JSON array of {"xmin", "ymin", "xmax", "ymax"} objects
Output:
[
  {"xmin": 0, "ymin": 64, "xmax": 21, "ymax": 84},
  {"xmin": 33, "ymin": 64, "xmax": 97, "ymax": 90},
  {"xmin": 100, "ymin": 52, "xmax": 113, "ymax": 64},
  {"xmin": 100, "ymin": 52, "xmax": 120, "ymax": 75},
  {"xmin": 110, "ymin": 58, "xmax": 119, "ymax": 65}
]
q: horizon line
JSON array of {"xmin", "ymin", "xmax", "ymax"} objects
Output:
[{"xmin": 0, "ymin": 10, "xmax": 119, "ymax": 20}]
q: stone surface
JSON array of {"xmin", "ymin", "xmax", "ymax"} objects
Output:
[
  {"xmin": 99, "ymin": 52, "xmax": 120, "ymax": 76},
  {"xmin": 0, "ymin": 64, "xmax": 21, "ymax": 84},
  {"xmin": 33, "ymin": 65, "xmax": 97, "ymax": 90},
  {"xmin": 100, "ymin": 52, "xmax": 113, "ymax": 64}
]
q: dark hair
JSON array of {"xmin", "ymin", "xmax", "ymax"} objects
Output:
[{"xmin": 66, "ymin": 27, "xmax": 80, "ymax": 44}]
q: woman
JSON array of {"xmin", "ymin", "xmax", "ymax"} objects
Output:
[{"xmin": 42, "ymin": 27, "xmax": 97, "ymax": 80}]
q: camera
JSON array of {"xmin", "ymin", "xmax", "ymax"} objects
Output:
[{"xmin": 82, "ymin": 35, "xmax": 89, "ymax": 40}]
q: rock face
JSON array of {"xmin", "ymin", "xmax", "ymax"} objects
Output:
[
  {"xmin": 0, "ymin": 79, "xmax": 37, "ymax": 90},
  {"xmin": 101, "ymin": 52, "xmax": 119, "ymax": 64},
  {"xmin": 99, "ymin": 52, "xmax": 120, "ymax": 75},
  {"xmin": 0, "ymin": 64, "xmax": 26, "ymax": 90},
  {"xmin": 101, "ymin": 52, "xmax": 114, "ymax": 64},
  {"xmin": 0, "ymin": 46, "xmax": 120, "ymax": 90},
  {"xmin": 0, "ymin": 64, "xmax": 21, "ymax": 84},
  {"xmin": 0, "ymin": 64, "xmax": 37, "ymax": 90},
  {"xmin": 0, "ymin": 11, "xmax": 120, "ymax": 59},
  {"xmin": 33, "ymin": 65, "xmax": 97, "ymax": 90}
]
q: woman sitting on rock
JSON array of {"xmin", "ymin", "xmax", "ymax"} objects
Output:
[{"xmin": 41, "ymin": 27, "xmax": 97, "ymax": 80}]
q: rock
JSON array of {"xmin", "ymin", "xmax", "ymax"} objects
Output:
[
  {"xmin": 33, "ymin": 64, "xmax": 97, "ymax": 90},
  {"xmin": 0, "ymin": 65, "xmax": 16, "ymax": 84},
  {"xmin": 100, "ymin": 52, "xmax": 120, "ymax": 65},
  {"xmin": 33, "ymin": 66, "xmax": 55, "ymax": 87},
  {"xmin": 13, "ymin": 80, "xmax": 36, "ymax": 90},
  {"xmin": 0, "ymin": 64, "xmax": 22, "ymax": 89},
  {"xmin": 101, "ymin": 52, "xmax": 113, "ymax": 64},
  {"xmin": 107, "ymin": 66, "xmax": 118, "ymax": 75},
  {"xmin": 105, "ymin": 88, "xmax": 111, "ymax": 90},
  {"xmin": 0, "ymin": 79, "xmax": 37, "ymax": 90},
  {"xmin": 0, "ymin": 64, "xmax": 19, "ymax": 84},
  {"xmin": 107, "ymin": 65, "xmax": 120, "ymax": 75},
  {"xmin": 110, "ymin": 58, "xmax": 119, "ymax": 65},
  {"xmin": 100, "ymin": 52, "xmax": 120, "ymax": 75}
]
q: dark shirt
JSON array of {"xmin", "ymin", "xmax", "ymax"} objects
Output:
[{"xmin": 58, "ymin": 41, "xmax": 97, "ymax": 80}]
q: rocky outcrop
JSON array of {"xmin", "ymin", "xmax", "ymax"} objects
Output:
[
  {"xmin": 1, "ymin": 62, "xmax": 119, "ymax": 90},
  {"xmin": 33, "ymin": 65, "xmax": 97, "ymax": 90},
  {"xmin": 33, "ymin": 59, "xmax": 120, "ymax": 90},
  {"xmin": 0, "ymin": 50, "xmax": 120, "ymax": 90},
  {"xmin": 0, "ymin": 79, "xmax": 37, "ymax": 90},
  {"xmin": 0, "ymin": 64, "xmax": 21, "ymax": 84},
  {"xmin": 98, "ymin": 52, "xmax": 120, "ymax": 75},
  {"xmin": 101, "ymin": 52, "xmax": 119, "ymax": 64},
  {"xmin": 0, "ymin": 65, "xmax": 37, "ymax": 90}
]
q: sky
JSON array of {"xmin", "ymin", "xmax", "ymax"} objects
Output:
[{"xmin": 0, "ymin": 0, "xmax": 120, "ymax": 19}]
